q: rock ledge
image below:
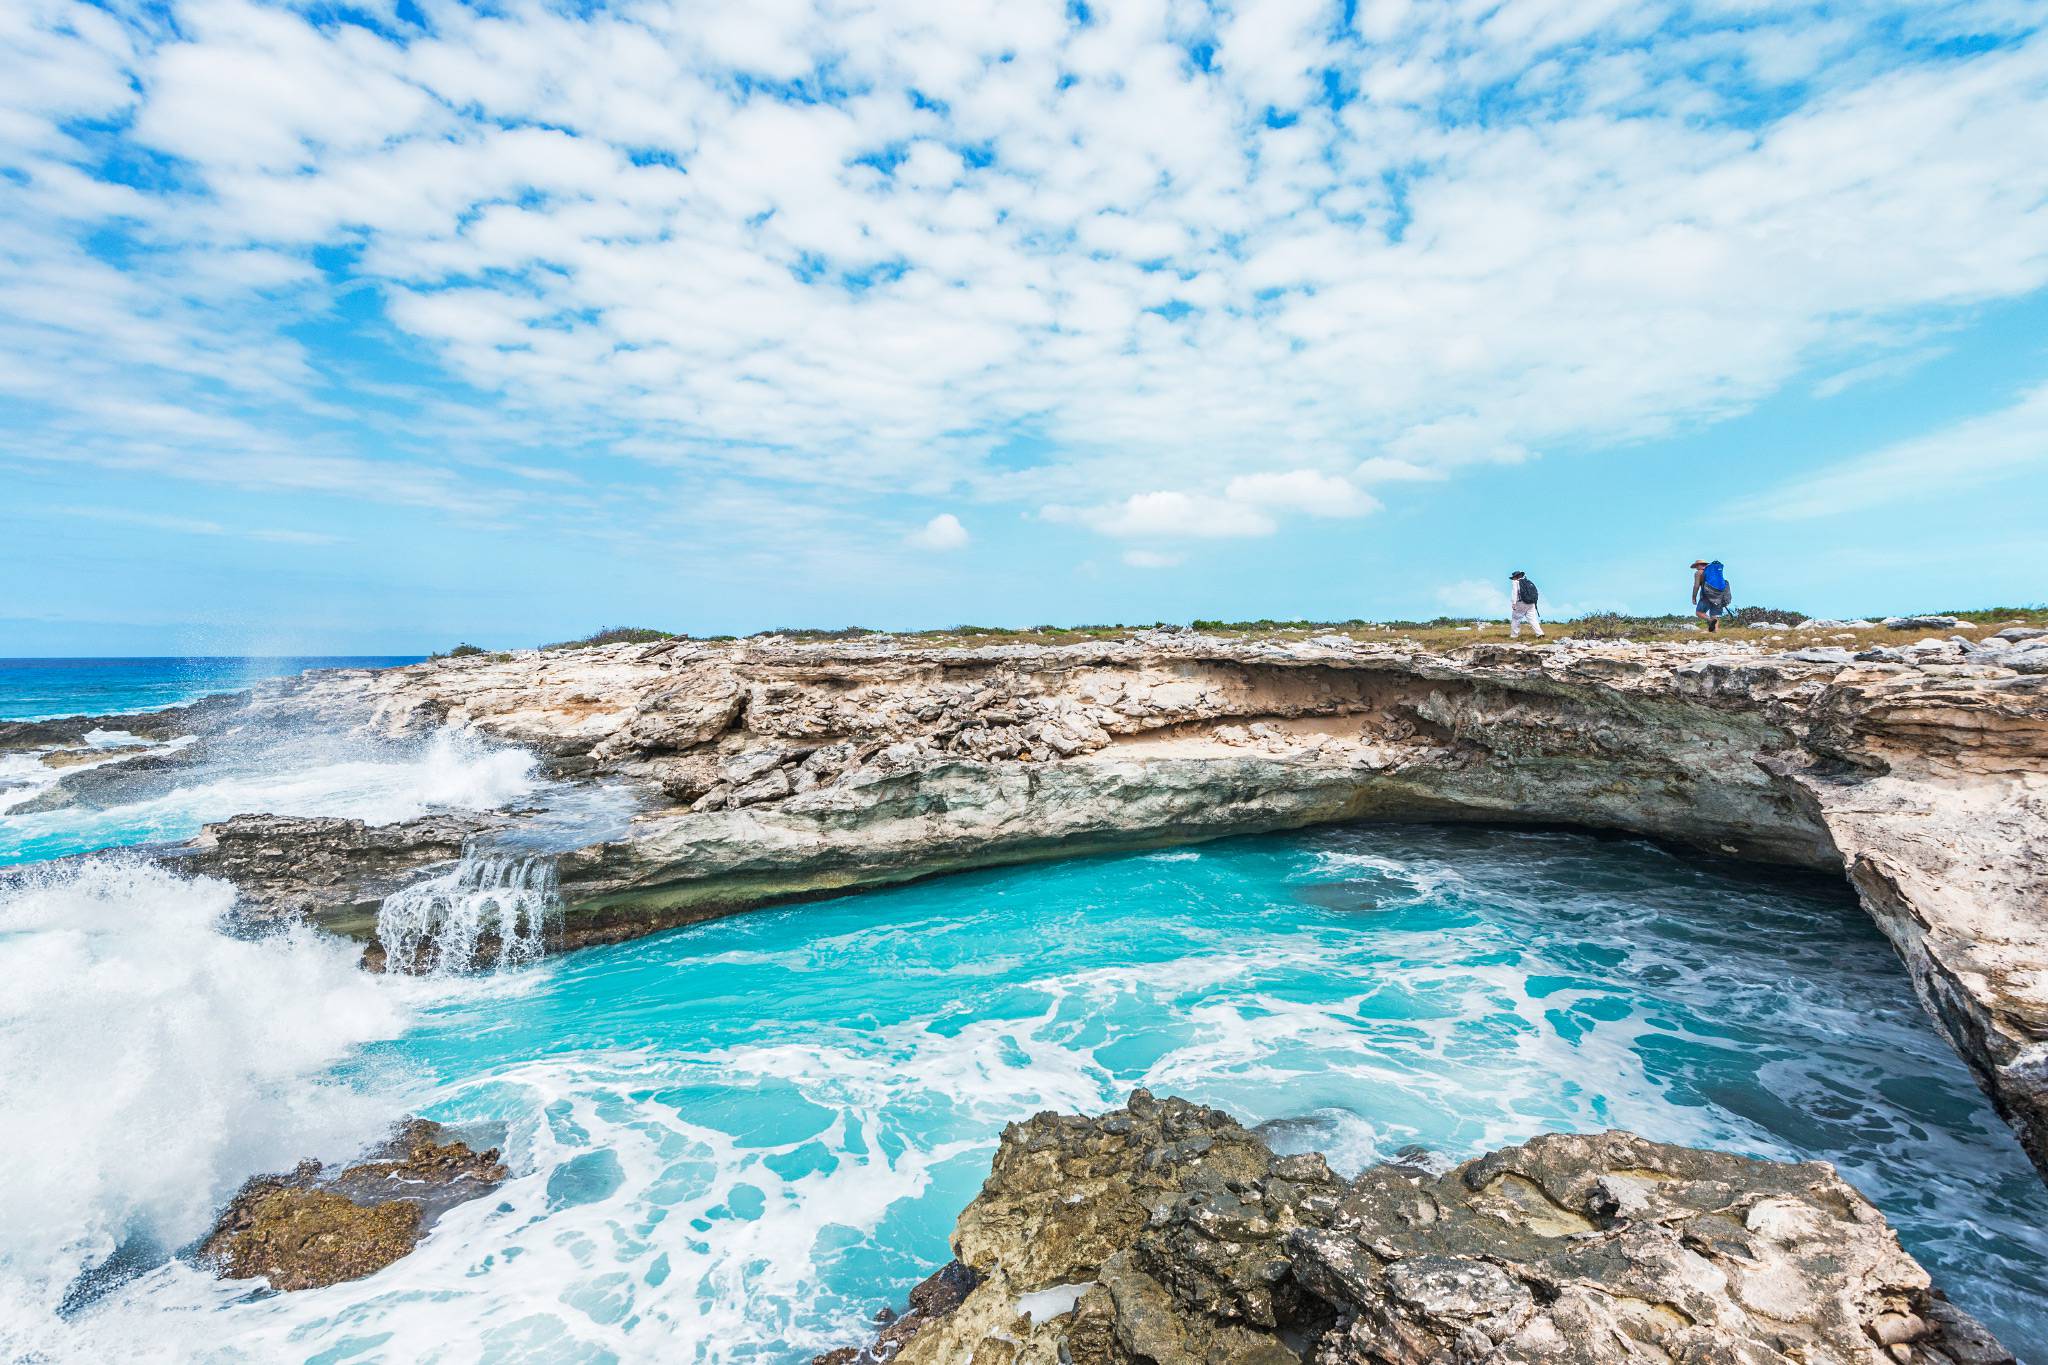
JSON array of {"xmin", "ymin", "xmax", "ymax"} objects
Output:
[
  {"xmin": 826, "ymin": 1090, "xmax": 2011, "ymax": 1365},
  {"xmin": 198, "ymin": 1119, "xmax": 507, "ymax": 1291}
]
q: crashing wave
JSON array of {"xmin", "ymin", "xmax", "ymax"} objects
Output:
[{"xmin": 375, "ymin": 849, "xmax": 561, "ymax": 975}]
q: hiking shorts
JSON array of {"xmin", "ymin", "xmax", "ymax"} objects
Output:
[{"xmin": 1696, "ymin": 596, "xmax": 1726, "ymax": 618}]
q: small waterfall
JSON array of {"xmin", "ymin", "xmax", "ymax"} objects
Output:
[{"xmin": 375, "ymin": 849, "xmax": 560, "ymax": 974}]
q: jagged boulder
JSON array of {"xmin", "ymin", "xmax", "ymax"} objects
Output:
[
  {"xmin": 198, "ymin": 1119, "xmax": 507, "ymax": 1291},
  {"xmin": 824, "ymin": 1092, "xmax": 2010, "ymax": 1365}
]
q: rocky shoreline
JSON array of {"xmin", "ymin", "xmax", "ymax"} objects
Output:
[
  {"xmin": 817, "ymin": 1090, "xmax": 2014, "ymax": 1364},
  {"xmin": 7, "ymin": 628, "xmax": 2048, "ymax": 1322},
  {"xmin": 23, "ymin": 630, "xmax": 2030, "ymax": 1187}
]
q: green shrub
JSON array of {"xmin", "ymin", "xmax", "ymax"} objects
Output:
[
  {"xmin": 432, "ymin": 642, "xmax": 488, "ymax": 659},
  {"xmin": 1726, "ymin": 605, "xmax": 1808, "ymax": 627},
  {"xmin": 756, "ymin": 626, "xmax": 880, "ymax": 640},
  {"xmin": 543, "ymin": 626, "xmax": 676, "ymax": 650}
]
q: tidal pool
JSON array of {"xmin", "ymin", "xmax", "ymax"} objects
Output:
[{"xmin": 46, "ymin": 825, "xmax": 2048, "ymax": 1362}]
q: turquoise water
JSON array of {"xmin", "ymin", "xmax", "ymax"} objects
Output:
[
  {"xmin": 0, "ymin": 657, "xmax": 420, "ymax": 722},
  {"xmin": 44, "ymin": 826, "xmax": 2046, "ymax": 1362}
]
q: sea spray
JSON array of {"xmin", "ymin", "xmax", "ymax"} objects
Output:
[
  {"xmin": 0, "ymin": 727, "xmax": 542, "ymax": 867},
  {"xmin": 18, "ymin": 827, "xmax": 2048, "ymax": 1360},
  {"xmin": 0, "ymin": 859, "xmax": 429, "ymax": 1342},
  {"xmin": 376, "ymin": 849, "xmax": 562, "ymax": 974}
]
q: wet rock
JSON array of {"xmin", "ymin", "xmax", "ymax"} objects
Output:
[
  {"xmin": 0, "ymin": 694, "xmax": 239, "ymax": 756},
  {"xmin": 831, "ymin": 1092, "xmax": 2012, "ymax": 1365},
  {"xmin": 811, "ymin": 1260, "xmax": 978, "ymax": 1364},
  {"xmin": 129, "ymin": 634, "xmax": 2048, "ymax": 1190},
  {"xmin": 199, "ymin": 1119, "xmax": 507, "ymax": 1291},
  {"xmin": 181, "ymin": 813, "xmax": 494, "ymax": 921}
]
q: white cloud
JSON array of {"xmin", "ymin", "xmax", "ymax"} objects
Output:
[
  {"xmin": 1353, "ymin": 457, "xmax": 1447, "ymax": 484},
  {"xmin": 1740, "ymin": 382, "xmax": 2048, "ymax": 519},
  {"xmin": 905, "ymin": 511, "xmax": 970, "ymax": 550},
  {"xmin": 1, "ymin": 0, "xmax": 2046, "ymax": 543},
  {"xmin": 1059, "ymin": 491, "xmax": 1278, "ymax": 540},
  {"xmin": 1809, "ymin": 346, "xmax": 1949, "ymax": 399},
  {"xmin": 1224, "ymin": 469, "xmax": 1381, "ymax": 517},
  {"xmin": 1123, "ymin": 549, "xmax": 1185, "ymax": 569},
  {"xmin": 1054, "ymin": 468, "xmax": 1377, "ymax": 544}
]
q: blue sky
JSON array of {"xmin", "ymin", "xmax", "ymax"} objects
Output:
[{"xmin": 2, "ymin": 0, "xmax": 2046, "ymax": 654}]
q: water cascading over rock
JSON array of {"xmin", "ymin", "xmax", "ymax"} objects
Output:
[{"xmin": 374, "ymin": 847, "xmax": 559, "ymax": 973}]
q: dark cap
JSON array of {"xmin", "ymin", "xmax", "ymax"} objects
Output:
[{"xmin": 1508, "ymin": 570, "xmax": 1524, "ymax": 578}]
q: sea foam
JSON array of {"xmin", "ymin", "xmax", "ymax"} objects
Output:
[
  {"xmin": 0, "ymin": 727, "xmax": 541, "ymax": 866},
  {"xmin": 0, "ymin": 859, "xmax": 429, "ymax": 1350}
]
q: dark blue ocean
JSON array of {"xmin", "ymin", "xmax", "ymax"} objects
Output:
[{"xmin": 0, "ymin": 656, "xmax": 422, "ymax": 722}]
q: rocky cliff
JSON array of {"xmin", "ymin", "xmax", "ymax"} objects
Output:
[
  {"xmin": 18, "ymin": 630, "xmax": 2046, "ymax": 1185},
  {"xmin": 818, "ymin": 1090, "xmax": 2012, "ymax": 1365}
]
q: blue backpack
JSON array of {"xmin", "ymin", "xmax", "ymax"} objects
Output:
[{"xmin": 1703, "ymin": 561, "xmax": 1728, "ymax": 593}]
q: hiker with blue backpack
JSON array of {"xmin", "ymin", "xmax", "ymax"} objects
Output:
[{"xmin": 1692, "ymin": 559, "xmax": 1732, "ymax": 632}]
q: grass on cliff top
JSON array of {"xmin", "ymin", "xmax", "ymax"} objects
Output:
[
  {"xmin": 494, "ymin": 606, "xmax": 2047, "ymax": 657},
  {"xmin": 790, "ymin": 605, "xmax": 2048, "ymax": 652}
]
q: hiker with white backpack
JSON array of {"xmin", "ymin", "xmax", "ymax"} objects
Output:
[
  {"xmin": 1507, "ymin": 571, "xmax": 1543, "ymax": 639},
  {"xmin": 1692, "ymin": 559, "xmax": 1732, "ymax": 632}
]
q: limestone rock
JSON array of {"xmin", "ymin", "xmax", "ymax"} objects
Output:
[
  {"xmin": 824, "ymin": 1093, "xmax": 2011, "ymax": 1365},
  {"xmin": 198, "ymin": 1119, "xmax": 508, "ymax": 1291},
  {"xmin": 121, "ymin": 633, "xmax": 2048, "ymax": 1189},
  {"xmin": 181, "ymin": 813, "xmax": 494, "ymax": 921}
]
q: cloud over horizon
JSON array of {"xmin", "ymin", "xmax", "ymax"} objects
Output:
[{"xmin": 2, "ymin": 0, "xmax": 2046, "ymax": 584}]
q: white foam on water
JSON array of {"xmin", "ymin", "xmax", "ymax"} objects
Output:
[
  {"xmin": 0, "ymin": 859, "xmax": 444, "ymax": 1356},
  {"xmin": 0, "ymin": 728, "xmax": 541, "ymax": 863},
  {"xmin": 376, "ymin": 851, "xmax": 561, "ymax": 975},
  {"xmin": 60, "ymin": 1035, "xmax": 1060, "ymax": 1361},
  {"xmin": 23, "ymin": 832, "xmax": 2048, "ymax": 1362},
  {"xmin": 0, "ymin": 735, "xmax": 196, "ymax": 818},
  {"xmin": 81, "ymin": 729, "xmax": 153, "ymax": 749},
  {"xmin": 154, "ymin": 728, "xmax": 540, "ymax": 827},
  {"xmin": 1303, "ymin": 849, "xmax": 1465, "ymax": 902},
  {"xmin": 0, "ymin": 752, "xmax": 51, "ymax": 814}
]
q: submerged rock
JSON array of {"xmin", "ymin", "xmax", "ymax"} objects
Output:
[
  {"xmin": 198, "ymin": 1119, "xmax": 507, "ymax": 1291},
  {"xmin": 824, "ymin": 1091, "xmax": 2011, "ymax": 1365}
]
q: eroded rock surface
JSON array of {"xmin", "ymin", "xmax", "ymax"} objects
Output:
[
  {"xmin": 101, "ymin": 633, "xmax": 2048, "ymax": 1183},
  {"xmin": 198, "ymin": 1119, "xmax": 507, "ymax": 1291},
  {"xmin": 182, "ymin": 812, "xmax": 496, "ymax": 922},
  {"xmin": 825, "ymin": 1091, "xmax": 2011, "ymax": 1365}
]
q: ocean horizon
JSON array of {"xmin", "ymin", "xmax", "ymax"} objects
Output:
[{"xmin": 0, "ymin": 656, "xmax": 423, "ymax": 723}]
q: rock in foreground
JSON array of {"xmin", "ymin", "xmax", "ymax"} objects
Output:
[
  {"xmin": 828, "ymin": 1091, "xmax": 2009, "ymax": 1365},
  {"xmin": 199, "ymin": 1119, "xmax": 507, "ymax": 1291}
]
